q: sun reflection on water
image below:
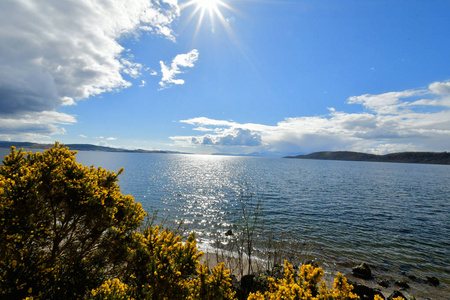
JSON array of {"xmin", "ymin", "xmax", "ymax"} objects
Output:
[{"xmin": 146, "ymin": 155, "xmax": 256, "ymax": 241}]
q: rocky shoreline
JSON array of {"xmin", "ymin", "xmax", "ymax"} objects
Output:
[
  {"xmin": 322, "ymin": 261, "xmax": 445, "ymax": 300},
  {"xmin": 202, "ymin": 253, "xmax": 446, "ymax": 300},
  {"xmin": 343, "ymin": 262, "xmax": 440, "ymax": 299}
]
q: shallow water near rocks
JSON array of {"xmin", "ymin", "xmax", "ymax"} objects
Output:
[{"xmin": 2, "ymin": 148, "xmax": 449, "ymax": 298}]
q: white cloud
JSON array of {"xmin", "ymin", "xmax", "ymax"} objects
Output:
[
  {"xmin": 0, "ymin": 0, "xmax": 181, "ymax": 140},
  {"xmin": 159, "ymin": 49, "xmax": 199, "ymax": 89},
  {"xmin": 121, "ymin": 59, "xmax": 143, "ymax": 79},
  {"xmin": 429, "ymin": 80, "xmax": 450, "ymax": 95},
  {"xmin": 180, "ymin": 117, "xmax": 238, "ymax": 127},
  {"xmin": 190, "ymin": 128, "xmax": 262, "ymax": 146},
  {"xmin": 106, "ymin": 137, "xmax": 118, "ymax": 141},
  {"xmin": 347, "ymin": 90, "xmax": 422, "ymax": 114},
  {"xmin": 192, "ymin": 126, "xmax": 215, "ymax": 132},
  {"xmin": 79, "ymin": 134, "xmax": 87, "ymax": 138},
  {"xmin": 139, "ymin": 80, "xmax": 147, "ymax": 87},
  {"xmin": 96, "ymin": 141, "xmax": 116, "ymax": 147},
  {"xmin": 0, "ymin": 111, "xmax": 76, "ymax": 141},
  {"xmin": 172, "ymin": 80, "xmax": 450, "ymax": 154}
]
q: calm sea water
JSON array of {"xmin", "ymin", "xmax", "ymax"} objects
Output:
[{"xmin": 2, "ymin": 149, "xmax": 449, "ymax": 297}]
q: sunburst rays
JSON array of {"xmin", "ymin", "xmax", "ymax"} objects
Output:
[{"xmin": 181, "ymin": 0, "xmax": 238, "ymax": 42}]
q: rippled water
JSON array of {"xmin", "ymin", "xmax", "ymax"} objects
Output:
[{"xmin": 2, "ymin": 148, "xmax": 449, "ymax": 297}]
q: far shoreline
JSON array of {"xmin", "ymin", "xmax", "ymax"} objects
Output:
[
  {"xmin": 2, "ymin": 141, "xmax": 450, "ymax": 165},
  {"xmin": 285, "ymin": 150, "xmax": 450, "ymax": 165}
]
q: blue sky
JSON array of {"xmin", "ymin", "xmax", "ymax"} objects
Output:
[{"xmin": 1, "ymin": 0, "xmax": 450, "ymax": 155}]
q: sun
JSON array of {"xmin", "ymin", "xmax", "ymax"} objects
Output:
[
  {"xmin": 183, "ymin": 0, "xmax": 228, "ymax": 17},
  {"xmin": 181, "ymin": 0, "xmax": 240, "ymax": 45},
  {"xmin": 182, "ymin": 0, "xmax": 237, "ymax": 41},
  {"xmin": 195, "ymin": 0, "xmax": 219, "ymax": 11}
]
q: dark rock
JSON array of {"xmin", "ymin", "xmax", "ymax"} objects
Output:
[
  {"xmin": 236, "ymin": 272, "xmax": 271, "ymax": 300},
  {"xmin": 235, "ymin": 274, "xmax": 255, "ymax": 300},
  {"xmin": 387, "ymin": 290, "xmax": 406, "ymax": 300},
  {"xmin": 225, "ymin": 229, "xmax": 233, "ymax": 236},
  {"xmin": 407, "ymin": 274, "xmax": 417, "ymax": 281},
  {"xmin": 395, "ymin": 279, "xmax": 409, "ymax": 289},
  {"xmin": 351, "ymin": 283, "xmax": 384, "ymax": 300},
  {"xmin": 377, "ymin": 279, "xmax": 389, "ymax": 288},
  {"xmin": 352, "ymin": 263, "xmax": 372, "ymax": 279},
  {"xmin": 240, "ymin": 274, "xmax": 255, "ymax": 291},
  {"xmin": 426, "ymin": 276, "xmax": 439, "ymax": 286}
]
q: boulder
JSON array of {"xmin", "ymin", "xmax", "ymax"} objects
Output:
[
  {"xmin": 236, "ymin": 272, "xmax": 271, "ymax": 300},
  {"xmin": 351, "ymin": 283, "xmax": 385, "ymax": 300},
  {"xmin": 240, "ymin": 274, "xmax": 256, "ymax": 292},
  {"xmin": 426, "ymin": 276, "xmax": 439, "ymax": 286},
  {"xmin": 352, "ymin": 263, "xmax": 372, "ymax": 279},
  {"xmin": 407, "ymin": 274, "xmax": 417, "ymax": 281},
  {"xmin": 235, "ymin": 274, "xmax": 255, "ymax": 300},
  {"xmin": 395, "ymin": 279, "xmax": 409, "ymax": 289},
  {"xmin": 376, "ymin": 279, "xmax": 389, "ymax": 288}
]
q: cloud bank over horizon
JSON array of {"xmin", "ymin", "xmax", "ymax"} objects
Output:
[
  {"xmin": 0, "ymin": 0, "xmax": 185, "ymax": 141},
  {"xmin": 171, "ymin": 80, "xmax": 450, "ymax": 155}
]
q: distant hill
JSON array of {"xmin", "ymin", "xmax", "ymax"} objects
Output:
[
  {"xmin": 284, "ymin": 151, "xmax": 450, "ymax": 165},
  {"xmin": 0, "ymin": 141, "xmax": 187, "ymax": 154},
  {"xmin": 211, "ymin": 152, "xmax": 279, "ymax": 157}
]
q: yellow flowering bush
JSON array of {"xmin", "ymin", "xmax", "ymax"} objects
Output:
[
  {"xmin": 375, "ymin": 296, "xmax": 404, "ymax": 300},
  {"xmin": 187, "ymin": 263, "xmax": 235, "ymax": 300},
  {"xmin": 123, "ymin": 226, "xmax": 235, "ymax": 300},
  {"xmin": 0, "ymin": 143, "xmax": 145, "ymax": 299},
  {"xmin": 89, "ymin": 278, "xmax": 134, "ymax": 300},
  {"xmin": 0, "ymin": 143, "xmax": 236, "ymax": 300},
  {"xmin": 247, "ymin": 261, "xmax": 359, "ymax": 300}
]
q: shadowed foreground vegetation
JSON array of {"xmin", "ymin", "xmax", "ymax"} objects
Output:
[{"xmin": 0, "ymin": 144, "xmax": 405, "ymax": 300}]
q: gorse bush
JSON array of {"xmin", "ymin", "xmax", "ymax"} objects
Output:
[
  {"xmin": 89, "ymin": 278, "xmax": 133, "ymax": 300},
  {"xmin": 0, "ymin": 143, "xmax": 235, "ymax": 300},
  {"xmin": 119, "ymin": 226, "xmax": 235, "ymax": 300},
  {"xmin": 0, "ymin": 143, "xmax": 145, "ymax": 299},
  {"xmin": 247, "ymin": 261, "xmax": 359, "ymax": 300},
  {"xmin": 0, "ymin": 143, "xmax": 377, "ymax": 300},
  {"xmin": 87, "ymin": 228, "xmax": 236, "ymax": 300}
]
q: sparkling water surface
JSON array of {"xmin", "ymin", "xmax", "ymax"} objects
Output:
[
  {"xmin": 73, "ymin": 152, "xmax": 449, "ymax": 286},
  {"xmin": 2, "ymin": 148, "xmax": 449, "ymax": 297}
]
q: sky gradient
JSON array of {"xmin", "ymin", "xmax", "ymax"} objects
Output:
[{"xmin": 1, "ymin": 0, "xmax": 450, "ymax": 155}]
